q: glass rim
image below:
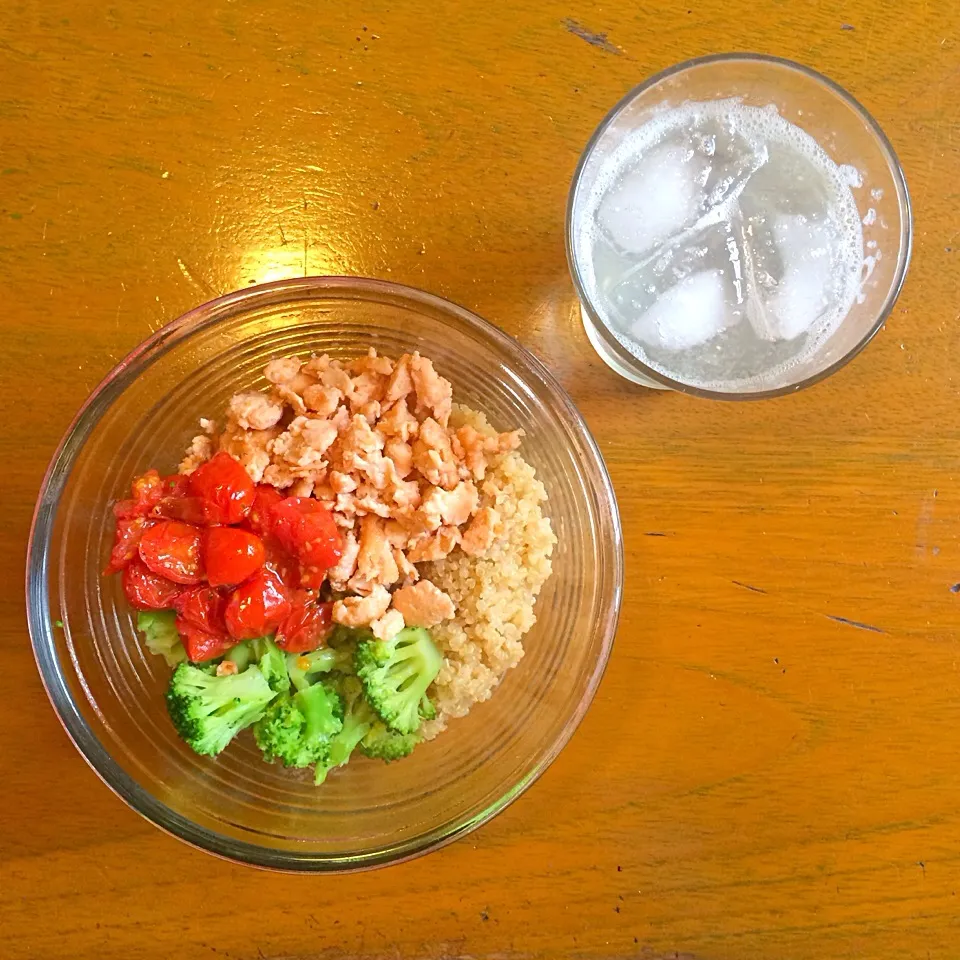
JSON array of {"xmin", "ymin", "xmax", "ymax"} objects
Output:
[
  {"xmin": 25, "ymin": 275, "xmax": 623, "ymax": 871},
  {"xmin": 565, "ymin": 51, "xmax": 914, "ymax": 400}
]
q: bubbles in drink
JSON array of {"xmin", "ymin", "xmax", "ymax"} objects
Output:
[{"xmin": 574, "ymin": 99, "xmax": 865, "ymax": 391}]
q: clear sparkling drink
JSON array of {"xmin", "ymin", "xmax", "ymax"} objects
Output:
[{"xmin": 575, "ymin": 99, "xmax": 865, "ymax": 392}]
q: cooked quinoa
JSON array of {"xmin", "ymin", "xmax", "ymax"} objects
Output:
[{"xmin": 420, "ymin": 407, "xmax": 556, "ymax": 738}]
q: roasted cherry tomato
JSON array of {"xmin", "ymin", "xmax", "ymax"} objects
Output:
[
  {"xmin": 161, "ymin": 474, "xmax": 192, "ymax": 498},
  {"xmin": 224, "ymin": 568, "xmax": 291, "ymax": 640},
  {"xmin": 151, "ymin": 496, "xmax": 213, "ymax": 525},
  {"xmin": 176, "ymin": 620, "xmax": 236, "ymax": 663},
  {"xmin": 275, "ymin": 595, "xmax": 334, "ymax": 653},
  {"xmin": 147, "ymin": 472, "xmax": 216, "ymax": 524},
  {"xmin": 138, "ymin": 520, "xmax": 205, "ymax": 585},
  {"xmin": 270, "ymin": 497, "xmax": 343, "ymax": 570},
  {"xmin": 113, "ymin": 469, "xmax": 166, "ymax": 519},
  {"xmin": 122, "ymin": 558, "xmax": 182, "ymax": 610},
  {"xmin": 188, "ymin": 452, "xmax": 255, "ymax": 526},
  {"xmin": 104, "ymin": 516, "xmax": 154, "ymax": 574},
  {"xmin": 204, "ymin": 527, "xmax": 266, "ymax": 587},
  {"xmin": 298, "ymin": 563, "xmax": 328, "ymax": 590},
  {"xmin": 245, "ymin": 484, "xmax": 284, "ymax": 540},
  {"xmin": 173, "ymin": 586, "xmax": 233, "ymax": 661},
  {"xmin": 263, "ymin": 543, "xmax": 301, "ymax": 590},
  {"xmin": 174, "ymin": 585, "xmax": 228, "ymax": 635}
]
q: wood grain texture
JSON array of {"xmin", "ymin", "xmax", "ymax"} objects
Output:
[{"xmin": 3, "ymin": 1, "xmax": 959, "ymax": 958}]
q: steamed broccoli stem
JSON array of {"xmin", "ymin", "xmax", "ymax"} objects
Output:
[
  {"xmin": 355, "ymin": 627, "xmax": 443, "ymax": 734},
  {"xmin": 249, "ymin": 636, "xmax": 290, "ymax": 693},
  {"xmin": 419, "ymin": 692, "xmax": 437, "ymax": 722},
  {"xmin": 166, "ymin": 662, "xmax": 276, "ymax": 756},
  {"xmin": 314, "ymin": 676, "xmax": 376, "ymax": 784},
  {"xmin": 136, "ymin": 610, "xmax": 186, "ymax": 666},
  {"xmin": 225, "ymin": 641, "xmax": 253, "ymax": 672},
  {"xmin": 253, "ymin": 682, "xmax": 344, "ymax": 768},
  {"xmin": 359, "ymin": 721, "xmax": 420, "ymax": 762},
  {"xmin": 285, "ymin": 647, "xmax": 350, "ymax": 692}
]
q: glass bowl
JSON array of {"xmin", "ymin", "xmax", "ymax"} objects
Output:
[
  {"xmin": 25, "ymin": 276, "xmax": 622, "ymax": 871},
  {"xmin": 567, "ymin": 53, "xmax": 913, "ymax": 397}
]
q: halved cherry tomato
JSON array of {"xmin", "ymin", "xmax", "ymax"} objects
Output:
[
  {"xmin": 174, "ymin": 585, "xmax": 228, "ymax": 635},
  {"xmin": 275, "ymin": 595, "xmax": 333, "ymax": 653},
  {"xmin": 113, "ymin": 469, "xmax": 166, "ymax": 519},
  {"xmin": 104, "ymin": 516, "xmax": 154, "ymax": 574},
  {"xmin": 224, "ymin": 568, "xmax": 291, "ymax": 640},
  {"xmin": 122, "ymin": 558, "xmax": 182, "ymax": 609},
  {"xmin": 152, "ymin": 495, "xmax": 215, "ymax": 525},
  {"xmin": 176, "ymin": 619, "xmax": 236, "ymax": 663},
  {"xmin": 162, "ymin": 474, "xmax": 192, "ymax": 498},
  {"xmin": 245, "ymin": 484, "xmax": 284, "ymax": 540},
  {"xmin": 138, "ymin": 520, "xmax": 205, "ymax": 585},
  {"xmin": 188, "ymin": 452, "xmax": 255, "ymax": 526},
  {"xmin": 270, "ymin": 497, "xmax": 343, "ymax": 571},
  {"xmin": 173, "ymin": 586, "xmax": 233, "ymax": 662},
  {"xmin": 145, "ymin": 472, "xmax": 217, "ymax": 524},
  {"xmin": 204, "ymin": 527, "xmax": 266, "ymax": 587}
]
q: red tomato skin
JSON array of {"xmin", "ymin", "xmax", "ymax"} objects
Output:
[
  {"xmin": 174, "ymin": 586, "xmax": 229, "ymax": 635},
  {"xmin": 188, "ymin": 453, "xmax": 255, "ymax": 526},
  {"xmin": 275, "ymin": 598, "xmax": 334, "ymax": 653},
  {"xmin": 224, "ymin": 569, "xmax": 292, "ymax": 640},
  {"xmin": 161, "ymin": 474, "xmax": 192, "ymax": 498},
  {"xmin": 245, "ymin": 485, "xmax": 284, "ymax": 540},
  {"xmin": 151, "ymin": 495, "xmax": 215, "ymax": 526},
  {"xmin": 105, "ymin": 516, "xmax": 154, "ymax": 574},
  {"xmin": 263, "ymin": 548, "xmax": 301, "ymax": 591},
  {"xmin": 204, "ymin": 527, "xmax": 266, "ymax": 587},
  {"xmin": 269, "ymin": 498, "xmax": 343, "ymax": 569},
  {"xmin": 298, "ymin": 510, "xmax": 343, "ymax": 568},
  {"xmin": 138, "ymin": 520, "xmax": 205, "ymax": 585},
  {"xmin": 268, "ymin": 497, "xmax": 310, "ymax": 555},
  {"xmin": 176, "ymin": 619, "xmax": 235, "ymax": 662},
  {"xmin": 122, "ymin": 559, "xmax": 182, "ymax": 610}
]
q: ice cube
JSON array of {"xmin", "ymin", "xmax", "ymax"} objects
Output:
[
  {"xmin": 768, "ymin": 215, "xmax": 833, "ymax": 340},
  {"xmin": 596, "ymin": 144, "xmax": 704, "ymax": 256},
  {"xmin": 608, "ymin": 138, "xmax": 770, "ymax": 295},
  {"xmin": 629, "ymin": 269, "xmax": 730, "ymax": 351},
  {"xmin": 704, "ymin": 132, "xmax": 769, "ymax": 209},
  {"xmin": 738, "ymin": 217, "xmax": 780, "ymax": 342}
]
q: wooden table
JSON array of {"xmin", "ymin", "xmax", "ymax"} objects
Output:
[{"xmin": 3, "ymin": 1, "xmax": 958, "ymax": 957}]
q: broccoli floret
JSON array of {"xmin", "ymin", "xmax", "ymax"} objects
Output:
[
  {"xmin": 136, "ymin": 610, "xmax": 185, "ymax": 666},
  {"xmin": 166, "ymin": 662, "xmax": 277, "ymax": 756},
  {"xmin": 285, "ymin": 646, "xmax": 351, "ymax": 691},
  {"xmin": 249, "ymin": 636, "xmax": 290, "ymax": 693},
  {"xmin": 253, "ymin": 682, "xmax": 344, "ymax": 768},
  {"xmin": 355, "ymin": 627, "xmax": 442, "ymax": 734},
  {"xmin": 359, "ymin": 721, "xmax": 419, "ymax": 762},
  {"xmin": 314, "ymin": 675, "xmax": 376, "ymax": 784}
]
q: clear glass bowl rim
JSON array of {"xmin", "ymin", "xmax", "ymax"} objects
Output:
[
  {"xmin": 25, "ymin": 275, "xmax": 623, "ymax": 872},
  {"xmin": 565, "ymin": 51, "xmax": 914, "ymax": 400}
]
